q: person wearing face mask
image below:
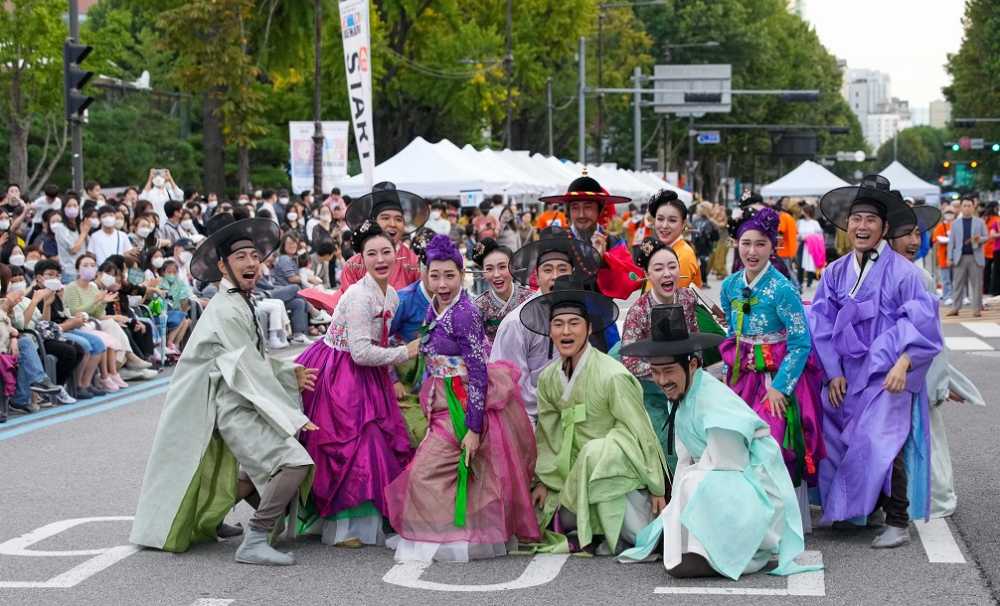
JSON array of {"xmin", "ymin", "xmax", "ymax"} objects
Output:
[
  {"xmin": 22, "ymin": 247, "xmax": 43, "ymax": 278},
  {"xmin": 257, "ymin": 190, "xmax": 285, "ymax": 225},
  {"xmin": 157, "ymin": 259, "xmax": 193, "ymax": 357},
  {"xmin": 384, "ymin": 235, "xmax": 539, "ymax": 562},
  {"xmin": 29, "ymin": 183, "xmax": 61, "ymax": 243},
  {"xmin": 52, "ymin": 193, "xmax": 88, "ymax": 283},
  {"xmin": 87, "ymin": 206, "xmax": 133, "ymax": 265},
  {"xmin": 143, "ymin": 168, "xmax": 184, "ymax": 224},
  {"xmin": 177, "ymin": 210, "xmax": 202, "ymax": 243},
  {"xmin": 284, "ymin": 203, "xmax": 308, "ymax": 242},
  {"xmin": 424, "ymin": 202, "xmax": 451, "ymax": 236},
  {"xmin": 98, "ymin": 258, "xmax": 156, "ymax": 379}
]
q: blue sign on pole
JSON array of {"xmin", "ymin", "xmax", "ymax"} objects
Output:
[{"xmin": 696, "ymin": 130, "xmax": 721, "ymax": 145}]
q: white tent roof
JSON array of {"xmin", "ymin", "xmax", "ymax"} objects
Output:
[
  {"xmin": 760, "ymin": 160, "xmax": 850, "ymax": 198},
  {"xmin": 879, "ymin": 161, "xmax": 941, "ymax": 203}
]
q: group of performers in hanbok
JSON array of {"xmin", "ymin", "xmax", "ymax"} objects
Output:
[{"xmin": 128, "ymin": 171, "xmax": 981, "ymax": 582}]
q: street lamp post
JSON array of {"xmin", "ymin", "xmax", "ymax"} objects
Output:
[{"xmin": 312, "ymin": 0, "xmax": 324, "ymax": 198}]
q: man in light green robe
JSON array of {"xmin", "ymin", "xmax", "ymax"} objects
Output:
[
  {"xmin": 522, "ymin": 276, "xmax": 666, "ymax": 554},
  {"xmin": 130, "ymin": 217, "xmax": 316, "ymax": 566}
]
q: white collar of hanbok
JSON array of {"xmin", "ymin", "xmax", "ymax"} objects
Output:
[
  {"xmin": 419, "ymin": 279, "xmax": 432, "ymax": 303},
  {"xmin": 557, "ymin": 344, "xmax": 593, "ymax": 399},
  {"xmin": 362, "ymin": 272, "xmax": 389, "ymax": 306},
  {"xmin": 431, "ymin": 292, "xmax": 461, "ymax": 320},
  {"xmin": 742, "ymin": 262, "xmax": 771, "ymax": 290},
  {"xmin": 651, "ymin": 288, "xmax": 677, "ymax": 306},
  {"xmin": 849, "ymin": 239, "xmax": 887, "ymax": 298}
]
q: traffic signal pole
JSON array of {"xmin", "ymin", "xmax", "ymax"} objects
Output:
[{"xmin": 68, "ymin": 0, "xmax": 83, "ymax": 192}]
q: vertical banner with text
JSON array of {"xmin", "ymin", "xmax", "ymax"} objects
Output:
[
  {"xmin": 288, "ymin": 121, "xmax": 349, "ymax": 194},
  {"xmin": 339, "ymin": 0, "xmax": 374, "ymax": 192}
]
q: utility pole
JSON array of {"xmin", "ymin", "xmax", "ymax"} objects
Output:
[
  {"xmin": 312, "ymin": 0, "xmax": 324, "ymax": 197},
  {"xmin": 67, "ymin": 0, "xmax": 84, "ymax": 193},
  {"xmin": 597, "ymin": 11, "xmax": 604, "ymax": 163},
  {"xmin": 578, "ymin": 37, "xmax": 586, "ymax": 164},
  {"xmin": 504, "ymin": 0, "xmax": 513, "ymax": 148},
  {"xmin": 633, "ymin": 66, "xmax": 641, "ymax": 170},
  {"xmin": 546, "ymin": 78, "xmax": 554, "ymax": 156},
  {"xmin": 687, "ymin": 115, "xmax": 694, "ymax": 193}
]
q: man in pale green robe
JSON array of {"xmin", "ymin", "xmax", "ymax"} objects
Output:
[
  {"xmin": 130, "ymin": 217, "xmax": 317, "ymax": 566},
  {"xmin": 522, "ymin": 276, "xmax": 667, "ymax": 554}
]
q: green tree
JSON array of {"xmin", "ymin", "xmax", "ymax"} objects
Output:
[
  {"xmin": 0, "ymin": 0, "xmax": 70, "ymax": 196},
  {"xmin": 877, "ymin": 126, "xmax": 948, "ymax": 183},
  {"xmin": 944, "ymin": 0, "xmax": 1000, "ymax": 190}
]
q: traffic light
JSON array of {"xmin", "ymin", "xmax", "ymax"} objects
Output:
[
  {"xmin": 780, "ymin": 91, "xmax": 820, "ymax": 102},
  {"xmin": 951, "ymin": 143, "xmax": 960, "ymax": 152},
  {"xmin": 992, "ymin": 143, "xmax": 1000, "ymax": 152},
  {"xmin": 63, "ymin": 40, "xmax": 94, "ymax": 121},
  {"xmin": 970, "ymin": 160, "xmax": 979, "ymax": 169},
  {"xmin": 943, "ymin": 160, "xmax": 951, "ymax": 169}
]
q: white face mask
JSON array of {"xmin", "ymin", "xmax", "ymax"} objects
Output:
[
  {"xmin": 207, "ymin": 200, "xmax": 218, "ymax": 208},
  {"xmin": 181, "ymin": 219, "xmax": 195, "ymax": 230},
  {"xmin": 152, "ymin": 257, "xmax": 165, "ymax": 269},
  {"xmin": 24, "ymin": 259, "xmax": 37, "ymax": 271},
  {"xmin": 137, "ymin": 226, "xmax": 152, "ymax": 238},
  {"xmin": 430, "ymin": 210, "xmax": 442, "ymax": 220},
  {"xmin": 101, "ymin": 215, "xmax": 117, "ymax": 228},
  {"xmin": 43, "ymin": 278, "xmax": 62, "ymax": 291},
  {"xmin": 89, "ymin": 218, "xmax": 100, "ymax": 229},
  {"xmin": 278, "ymin": 197, "xmax": 290, "ymax": 205},
  {"xmin": 0, "ymin": 220, "xmax": 10, "ymax": 231},
  {"xmin": 152, "ymin": 175, "xmax": 166, "ymax": 188},
  {"xmin": 64, "ymin": 207, "xmax": 79, "ymax": 219},
  {"xmin": 8, "ymin": 281, "xmax": 25, "ymax": 294},
  {"xmin": 8, "ymin": 254, "xmax": 24, "ymax": 267},
  {"xmin": 179, "ymin": 251, "xmax": 193, "ymax": 265},
  {"xmin": 286, "ymin": 212, "xmax": 298, "ymax": 222},
  {"xmin": 100, "ymin": 274, "xmax": 116, "ymax": 288}
]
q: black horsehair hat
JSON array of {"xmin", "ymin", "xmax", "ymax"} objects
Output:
[
  {"xmin": 519, "ymin": 275, "xmax": 618, "ymax": 337},
  {"xmin": 892, "ymin": 202, "xmax": 942, "ymax": 237},
  {"xmin": 509, "ymin": 226, "xmax": 602, "ymax": 285},
  {"xmin": 620, "ymin": 305, "xmax": 724, "ymax": 361},
  {"xmin": 190, "ymin": 217, "xmax": 280, "ymax": 283},
  {"xmin": 819, "ymin": 174, "xmax": 916, "ymax": 239},
  {"xmin": 538, "ymin": 172, "xmax": 631, "ymax": 207},
  {"xmin": 345, "ymin": 181, "xmax": 429, "ymax": 234}
]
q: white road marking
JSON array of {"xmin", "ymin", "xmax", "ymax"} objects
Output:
[
  {"xmin": 914, "ymin": 519, "xmax": 966, "ymax": 564},
  {"xmin": 189, "ymin": 601, "xmax": 235, "ymax": 606},
  {"xmin": 382, "ymin": 553, "xmax": 570, "ymax": 592},
  {"xmin": 944, "ymin": 336, "xmax": 994, "ymax": 351},
  {"xmin": 961, "ymin": 322, "xmax": 1000, "ymax": 338},
  {"xmin": 654, "ymin": 551, "xmax": 825, "ymax": 596},
  {"xmin": 0, "ymin": 517, "xmax": 140, "ymax": 589}
]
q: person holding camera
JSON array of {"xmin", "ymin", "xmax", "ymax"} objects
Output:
[{"xmin": 143, "ymin": 168, "xmax": 184, "ymax": 224}]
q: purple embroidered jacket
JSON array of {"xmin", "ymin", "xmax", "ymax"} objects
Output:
[{"xmin": 420, "ymin": 291, "xmax": 490, "ymax": 433}]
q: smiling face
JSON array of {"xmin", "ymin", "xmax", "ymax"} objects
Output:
[
  {"xmin": 427, "ymin": 259, "xmax": 463, "ymax": 306},
  {"xmin": 482, "ymin": 250, "xmax": 513, "ymax": 298},
  {"xmin": 890, "ymin": 227, "xmax": 922, "ymax": 261},
  {"xmin": 569, "ymin": 200, "xmax": 600, "ymax": 232},
  {"xmin": 550, "ymin": 311, "xmax": 590, "ymax": 360},
  {"xmin": 376, "ymin": 209, "xmax": 405, "ymax": 243},
  {"xmin": 362, "ymin": 234, "xmax": 396, "ymax": 281},
  {"xmin": 218, "ymin": 247, "xmax": 261, "ymax": 291},
  {"xmin": 537, "ymin": 258, "xmax": 573, "ymax": 294},
  {"xmin": 654, "ymin": 203, "xmax": 685, "ymax": 245},
  {"xmin": 650, "ymin": 356, "xmax": 697, "ymax": 401},
  {"xmin": 647, "ymin": 248, "xmax": 680, "ymax": 300},
  {"xmin": 738, "ymin": 229, "xmax": 773, "ymax": 273},
  {"xmin": 847, "ymin": 211, "xmax": 887, "ymax": 253}
]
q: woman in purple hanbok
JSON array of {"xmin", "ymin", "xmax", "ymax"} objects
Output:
[
  {"xmin": 296, "ymin": 221, "xmax": 419, "ymax": 547},
  {"xmin": 385, "ymin": 235, "xmax": 539, "ymax": 562},
  {"xmin": 719, "ymin": 207, "xmax": 825, "ymax": 532}
]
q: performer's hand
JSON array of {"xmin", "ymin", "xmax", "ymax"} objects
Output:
[
  {"xmin": 765, "ymin": 387, "xmax": 787, "ymax": 417},
  {"xmin": 301, "ymin": 421, "xmax": 319, "ymax": 431},
  {"xmin": 462, "ymin": 431, "xmax": 480, "ymax": 466},
  {"xmin": 591, "ymin": 230, "xmax": 608, "ymax": 257},
  {"xmin": 883, "ymin": 359, "xmax": 908, "ymax": 394},
  {"xmin": 531, "ymin": 484, "xmax": 548, "ymax": 509},
  {"xmin": 393, "ymin": 381, "xmax": 407, "ymax": 400},
  {"xmin": 711, "ymin": 303, "xmax": 726, "ymax": 321},
  {"xmin": 650, "ymin": 495, "xmax": 667, "ymax": 516},
  {"xmin": 828, "ymin": 376, "xmax": 847, "ymax": 407},
  {"xmin": 405, "ymin": 339, "xmax": 420, "ymax": 359},
  {"xmin": 295, "ymin": 366, "xmax": 318, "ymax": 391}
]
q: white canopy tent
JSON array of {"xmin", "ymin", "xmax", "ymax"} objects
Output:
[
  {"xmin": 879, "ymin": 161, "xmax": 941, "ymax": 205},
  {"xmin": 760, "ymin": 160, "xmax": 850, "ymax": 198}
]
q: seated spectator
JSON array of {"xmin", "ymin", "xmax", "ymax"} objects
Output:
[
  {"xmin": 63, "ymin": 253, "xmax": 131, "ymax": 392},
  {"xmin": 99, "ymin": 258, "xmax": 157, "ymax": 380},
  {"xmin": 159, "ymin": 200, "xmax": 185, "ymax": 246},
  {"xmin": 29, "ymin": 183, "xmax": 62, "ymax": 244},
  {"xmin": 53, "ymin": 193, "xmax": 88, "ymax": 282},
  {"xmin": 156, "ymin": 258, "xmax": 193, "ymax": 356},
  {"xmin": 23, "ymin": 246, "xmax": 43, "ymax": 277},
  {"xmin": 37, "ymin": 210, "xmax": 60, "ymax": 258},
  {"xmin": 284, "ymin": 200, "xmax": 309, "ymax": 242},
  {"xmin": 310, "ymin": 239, "xmax": 336, "ymax": 290},
  {"xmin": 87, "ymin": 205, "xmax": 132, "ymax": 264},
  {"xmin": 265, "ymin": 233, "xmax": 310, "ymax": 344}
]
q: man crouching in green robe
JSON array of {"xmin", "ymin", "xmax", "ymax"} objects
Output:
[
  {"xmin": 521, "ymin": 276, "xmax": 667, "ymax": 555},
  {"xmin": 130, "ymin": 216, "xmax": 318, "ymax": 566}
]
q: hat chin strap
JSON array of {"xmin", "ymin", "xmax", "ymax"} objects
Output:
[{"xmin": 222, "ymin": 256, "xmax": 264, "ymax": 353}]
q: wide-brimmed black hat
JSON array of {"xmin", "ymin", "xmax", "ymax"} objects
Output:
[
  {"xmin": 471, "ymin": 237, "xmax": 513, "ymax": 269},
  {"xmin": 345, "ymin": 181, "xmax": 429, "ymax": 234},
  {"xmin": 519, "ymin": 275, "xmax": 619, "ymax": 336},
  {"xmin": 893, "ymin": 204, "xmax": 942, "ymax": 237},
  {"xmin": 820, "ymin": 174, "xmax": 916, "ymax": 239},
  {"xmin": 190, "ymin": 218, "xmax": 280, "ymax": 283},
  {"xmin": 538, "ymin": 174, "xmax": 631, "ymax": 207},
  {"xmin": 509, "ymin": 226, "xmax": 601, "ymax": 285},
  {"xmin": 620, "ymin": 305, "xmax": 724, "ymax": 359}
]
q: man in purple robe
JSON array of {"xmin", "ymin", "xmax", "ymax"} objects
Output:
[{"xmin": 810, "ymin": 175, "xmax": 942, "ymax": 549}]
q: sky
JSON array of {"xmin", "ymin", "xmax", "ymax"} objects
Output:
[{"xmin": 802, "ymin": 0, "xmax": 967, "ymax": 108}]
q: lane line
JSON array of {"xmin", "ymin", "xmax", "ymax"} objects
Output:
[
  {"xmin": 0, "ymin": 386, "xmax": 168, "ymax": 442},
  {"xmin": 654, "ymin": 551, "xmax": 824, "ymax": 596},
  {"xmin": 914, "ymin": 519, "xmax": 966, "ymax": 564},
  {"xmin": 383, "ymin": 553, "xmax": 570, "ymax": 592},
  {"xmin": 961, "ymin": 322, "xmax": 1000, "ymax": 338},
  {"xmin": 1, "ymin": 377, "xmax": 171, "ymax": 429},
  {"xmin": 944, "ymin": 336, "xmax": 994, "ymax": 351},
  {"xmin": 189, "ymin": 601, "xmax": 235, "ymax": 606}
]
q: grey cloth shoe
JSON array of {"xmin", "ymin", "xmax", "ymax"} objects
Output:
[
  {"xmin": 217, "ymin": 522, "xmax": 244, "ymax": 539},
  {"xmin": 872, "ymin": 525, "xmax": 910, "ymax": 549},
  {"xmin": 235, "ymin": 527, "xmax": 295, "ymax": 565}
]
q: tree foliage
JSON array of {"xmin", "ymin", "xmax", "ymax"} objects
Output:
[{"xmin": 877, "ymin": 126, "xmax": 948, "ymax": 183}]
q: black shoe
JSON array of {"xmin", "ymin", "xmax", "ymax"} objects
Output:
[
  {"xmin": 75, "ymin": 388, "xmax": 95, "ymax": 400},
  {"xmin": 30, "ymin": 379, "xmax": 62, "ymax": 395},
  {"xmin": 9, "ymin": 401, "xmax": 36, "ymax": 413}
]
